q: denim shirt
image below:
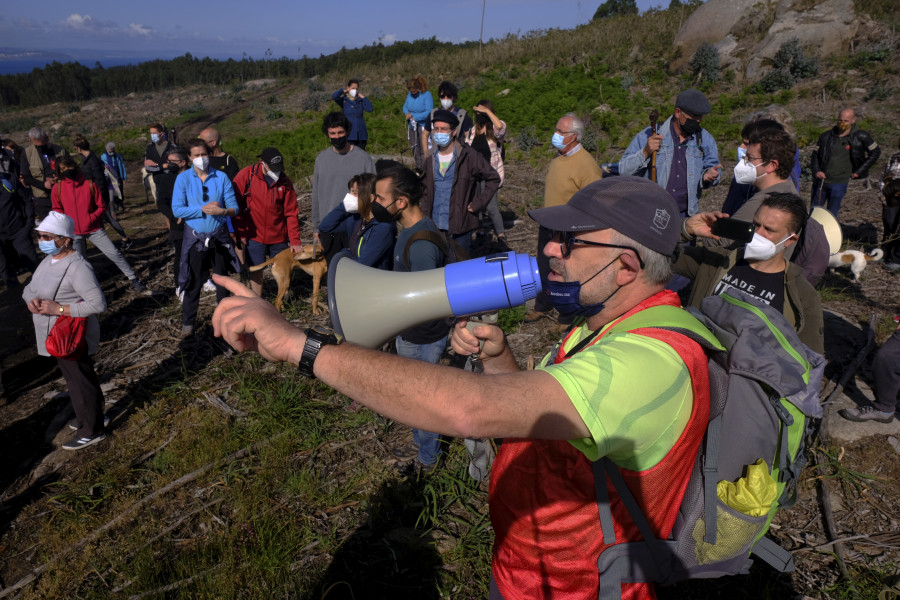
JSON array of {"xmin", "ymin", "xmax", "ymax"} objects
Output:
[
  {"xmin": 432, "ymin": 148, "xmax": 456, "ymax": 230},
  {"xmin": 618, "ymin": 115, "xmax": 721, "ymax": 216}
]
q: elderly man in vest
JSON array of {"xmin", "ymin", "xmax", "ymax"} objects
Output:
[
  {"xmin": 20, "ymin": 127, "xmax": 68, "ymax": 222},
  {"xmin": 211, "ymin": 176, "xmax": 711, "ymax": 599}
]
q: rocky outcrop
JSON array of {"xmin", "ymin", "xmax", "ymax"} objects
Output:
[{"xmin": 672, "ymin": 0, "xmax": 859, "ymax": 82}]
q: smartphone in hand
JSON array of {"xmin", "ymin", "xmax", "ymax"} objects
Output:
[{"xmin": 711, "ymin": 218, "xmax": 755, "ymax": 243}]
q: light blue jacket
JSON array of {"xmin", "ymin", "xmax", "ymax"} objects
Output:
[
  {"xmin": 402, "ymin": 91, "xmax": 434, "ymax": 124},
  {"xmin": 618, "ymin": 115, "xmax": 721, "ymax": 216},
  {"xmin": 172, "ymin": 167, "xmax": 238, "ymax": 234}
]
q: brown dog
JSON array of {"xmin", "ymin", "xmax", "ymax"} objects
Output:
[{"xmin": 248, "ymin": 245, "xmax": 327, "ymax": 313}]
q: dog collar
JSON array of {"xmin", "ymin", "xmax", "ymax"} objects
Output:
[{"xmin": 298, "ymin": 325, "xmax": 341, "ymax": 378}]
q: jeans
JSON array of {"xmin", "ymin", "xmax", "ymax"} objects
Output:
[
  {"xmin": 247, "ymin": 240, "xmax": 289, "ymax": 265},
  {"xmin": 396, "ymin": 333, "xmax": 448, "ymax": 466},
  {"xmin": 477, "ymin": 180, "xmax": 505, "ymax": 236},
  {"xmin": 810, "ymin": 179, "xmax": 849, "ymax": 217},
  {"xmin": 74, "ymin": 227, "xmax": 136, "ymax": 280}
]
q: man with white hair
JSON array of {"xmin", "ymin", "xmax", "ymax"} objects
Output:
[
  {"xmin": 526, "ymin": 112, "xmax": 604, "ymax": 323},
  {"xmin": 20, "ymin": 126, "xmax": 68, "ymax": 221}
]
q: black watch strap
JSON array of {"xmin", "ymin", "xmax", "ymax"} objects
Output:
[{"xmin": 298, "ymin": 326, "xmax": 339, "ymax": 378}]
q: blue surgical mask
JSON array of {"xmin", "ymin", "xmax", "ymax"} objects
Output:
[
  {"xmin": 737, "ymin": 146, "xmax": 747, "ymax": 162},
  {"xmin": 544, "ymin": 258, "xmax": 619, "ymax": 318},
  {"xmin": 39, "ymin": 239, "xmax": 61, "ymax": 255},
  {"xmin": 433, "ymin": 132, "xmax": 451, "ymax": 148},
  {"xmin": 151, "ymin": 133, "xmax": 161, "ymax": 143},
  {"xmin": 551, "ymin": 132, "xmax": 567, "ymax": 151}
]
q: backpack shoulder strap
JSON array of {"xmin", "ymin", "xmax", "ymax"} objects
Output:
[
  {"xmin": 402, "ymin": 229, "xmax": 449, "ymax": 271},
  {"xmin": 607, "ymin": 304, "xmax": 724, "ymax": 352}
]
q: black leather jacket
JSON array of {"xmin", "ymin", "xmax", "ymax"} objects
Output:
[{"xmin": 810, "ymin": 125, "xmax": 881, "ymax": 179}]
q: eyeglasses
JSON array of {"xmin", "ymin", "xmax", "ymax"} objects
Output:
[
  {"xmin": 37, "ymin": 234, "xmax": 60, "ymax": 241},
  {"xmin": 558, "ymin": 231, "xmax": 645, "ymax": 268}
]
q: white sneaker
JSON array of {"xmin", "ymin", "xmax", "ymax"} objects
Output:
[{"xmin": 202, "ymin": 279, "xmax": 216, "ymax": 293}]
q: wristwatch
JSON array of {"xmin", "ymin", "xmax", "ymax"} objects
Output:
[
  {"xmin": 58, "ymin": 304, "xmax": 65, "ymax": 314},
  {"xmin": 298, "ymin": 326, "xmax": 340, "ymax": 378}
]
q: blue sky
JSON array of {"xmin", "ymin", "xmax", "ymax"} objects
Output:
[{"xmin": 0, "ymin": 0, "xmax": 669, "ymax": 64}]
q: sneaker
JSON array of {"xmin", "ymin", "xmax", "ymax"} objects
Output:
[
  {"xmin": 181, "ymin": 325, "xmax": 194, "ymax": 338},
  {"xmin": 202, "ymin": 279, "xmax": 216, "ymax": 293},
  {"xmin": 62, "ymin": 433, "xmax": 106, "ymax": 451},
  {"xmin": 391, "ymin": 443, "xmax": 419, "ymax": 462},
  {"xmin": 131, "ymin": 278, "xmax": 147, "ymax": 292},
  {"xmin": 68, "ymin": 415, "xmax": 111, "ymax": 431},
  {"xmin": 838, "ymin": 405, "xmax": 894, "ymax": 423},
  {"xmin": 120, "ymin": 239, "xmax": 134, "ymax": 251},
  {"xmin": 524, "ymin": 309, "xmax": 549, "ymax": 323}
]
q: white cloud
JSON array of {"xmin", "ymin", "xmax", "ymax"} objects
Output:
[
  {"xmin": 130, "ymin": 23, "xmax": 152, "ymax": 36},
  {"xmin": 380, "ymin": 33, "xmax": 398, "ymax": 45}
]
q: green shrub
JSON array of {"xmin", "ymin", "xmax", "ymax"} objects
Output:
[
  {"xmin": 593, "ymin": 0, "xmax": 638, "ymax": 20},
  {"xmin": 307, "ymin": 79, "xmax": 324, "ymax": 92},
  {"xmin": 516, "ymin": 125, "xmax": 542, "ymax": 152},
  {"xmin": 300, "ymin": 93, "xmax": 328, "ymax": 112},
  {"xmin": 772, "ymin": 38, "xmax": 819, "ymax": 80},
  {"xmin": 689, "ymin": 42, "xmax": 721, "ymax": 84}
]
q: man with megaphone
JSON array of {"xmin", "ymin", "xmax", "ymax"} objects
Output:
[{"xmin": 212, "ymin": 176, "xmax": 710, "ymax": 600}]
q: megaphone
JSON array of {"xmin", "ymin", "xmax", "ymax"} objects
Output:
[{"xmin": 327, "ymin": 250, "xmax": 541, "ymax": 348}]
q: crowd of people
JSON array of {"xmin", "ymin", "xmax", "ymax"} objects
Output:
[{"xmin": 3, "ymin": 76, "xmax": 899, "ymax": 598}]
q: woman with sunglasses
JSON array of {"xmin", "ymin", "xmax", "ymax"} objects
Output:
[{"xmin": 23, "ymin": 211, "xmax": 109, "ymax": 450}]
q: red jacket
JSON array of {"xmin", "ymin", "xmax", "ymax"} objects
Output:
[
  {"xmin": 489, "ymin": 291, "xmax": 710, "ymax": 600},
  {"xmin": 232, "ymin": 164, "xmax": 302, "ymax": 245},
  {"xmin": 51, "ymin": 175, "xmax": 106, "ymax": 235}
]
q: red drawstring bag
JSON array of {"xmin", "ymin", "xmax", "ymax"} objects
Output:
[{"xmin": 46, "ymin": 315, "xmax": 88, "ymax": 360}]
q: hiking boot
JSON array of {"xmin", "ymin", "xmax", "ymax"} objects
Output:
[
  {"xmin": 391, "ymin": 443, "xmax": 419, "ymax": 461},
  {"xmin": 838, "ymin": 405, "xmax": 894, "ymax": 423},
  {"xmin": 62, "ymin": 433, "xmax": 106, "ymax": 451},
  {"xmin": 68, "ymin": 415, "xmax": 111, "ymax": 431},
  {"xmin": 131, "ymin": 278, "xmax": 147, "ymax": 292},
  {"xmin": 524, "ymin": 309, "xmax": 549, "ymax": 323},
  {"xmin": 120, "ymin": 239, "xmax": 134, "ymax": 251}
]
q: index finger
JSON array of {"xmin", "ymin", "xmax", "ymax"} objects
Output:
[{"xmin": 212, "ymin": 274, "xmax": 257, "ymax": 298}]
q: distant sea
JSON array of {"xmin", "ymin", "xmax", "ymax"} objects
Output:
[{"xmin": 0, "ymin": 57, "xmax": 162, "ymax": 76}]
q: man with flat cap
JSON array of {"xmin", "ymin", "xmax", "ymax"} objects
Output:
[
  {"xmin": 211, "ymin": 174, "xmax": 712, "ymax": 599},
  {"xmin": 620, "ymin": 88, "xmax": 722, "ymax": 217},
  {"xmin": 232, "ymin": 147, "xmax": 303, "ymax": 296},
  {"xmin": 421, "ymin": 108, "xmax": 501, "ymax": 254}
]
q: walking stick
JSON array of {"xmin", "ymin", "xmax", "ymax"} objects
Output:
[{"xmin": 649, "ymin": 110, "xmax": 659, "ymax": 183}]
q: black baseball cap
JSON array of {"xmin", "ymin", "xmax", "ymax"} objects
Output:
[
  {"xmin": 528, "ymin": 176, "xmax": 680, "ymax": 257},
  {"xmin": 259, "ymin": 147, "xmax": 284, "ymax": 173}
]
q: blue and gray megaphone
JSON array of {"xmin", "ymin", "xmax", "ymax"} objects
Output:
[{"xmin": 327, "ymin": 250, "xmax": 541, "ymax": 348}]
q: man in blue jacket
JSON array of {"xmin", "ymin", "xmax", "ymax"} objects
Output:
[
  {"xmin": 332, "ymin": 79, "xmax": 374, "ymax": 150},
  {"xmin": 619, "ymin": 88, "xmax": 722, "ymax": 217}
]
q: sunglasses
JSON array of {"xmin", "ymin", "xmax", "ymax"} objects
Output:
[
  {"xmin": 558, "ymin": 231, "xmax": 645, "ymax": 269},
  {"xmin": 202, "ymin": 186, "xmax": 209, "ymax": 202}
]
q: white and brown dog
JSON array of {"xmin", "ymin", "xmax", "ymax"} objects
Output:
[{"xmin": 828, "ymin": 248, "xmax": 884, "ymax": 282}]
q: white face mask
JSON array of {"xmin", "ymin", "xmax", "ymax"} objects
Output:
[
  {"xmin": 342, "ymin": 192, "xmax": 359, "ymax": 213},
  {"xmin": 743, "ymin": 232, "xmax": 793, "ymax": 261},
  {"xmin": 440, "ymin": 98, "xmax": 453, "ymax": 110},
  {"xmin": 265, "ymin": 169, "xmax": 279, "ymax": 183},
  {"xmin": 733, "ymin": 158, "xmax": 767, "ymax": 185},
  {"xmin": 349, "ymin": 89, "xmax": 358, "ymax": 98},
  {"xmin": 192, "ymin": 156, "xmax": 209, "ymax": 172}
]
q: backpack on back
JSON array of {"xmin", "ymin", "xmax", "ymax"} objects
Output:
[
  {"xmin": 401, "ymin": 229, "xmax": 469, "ymax": 271},
  {"xmin": 593, "ymin": 290, "xmax": 825, "ymax": 598}
]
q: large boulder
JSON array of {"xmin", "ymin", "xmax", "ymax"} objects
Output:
[{"xmin": 672, "ymin": 0, "xmax": 859, "ymax": 82}]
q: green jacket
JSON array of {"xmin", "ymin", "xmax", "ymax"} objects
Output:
[{"xmin": 673, "ymin": 245, "xmax": 825, "ymax": 354}]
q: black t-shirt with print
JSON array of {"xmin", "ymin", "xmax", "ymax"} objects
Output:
[{"xmin": 713, "ymin": 260, "xmax": 785, "ymax": 312}]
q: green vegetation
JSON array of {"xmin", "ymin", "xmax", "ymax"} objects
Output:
[{"xmin": 592, "ymin": 0, "xmax": 639, "ymax": 21}]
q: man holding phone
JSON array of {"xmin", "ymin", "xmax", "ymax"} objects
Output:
[
  {"xmin": 714, "ymin": 127, "xmax": 829, "ymax": 285},
  {"xmin": 676, "ymin": 192, "xmax": 824, "ymax": 354}
]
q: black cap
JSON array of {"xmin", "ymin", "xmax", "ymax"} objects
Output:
[
  {"xmin": 258, "ymin": 147, "xmax": 284, "ymax": 173},
  {"xmin": 431, "ymin": 109, "xmax": 459, "ymax": 130},
  {"xmin": 528, "ymin": 176, "xmax": 680, "ymax": 257},
  {"xmin": 675, "ymin": 88, "xmax": 712, "ymax": 116}
]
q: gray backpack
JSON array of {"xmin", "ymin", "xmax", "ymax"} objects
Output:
[{"xmin": 593, "ymin": 290, "xmax": 825, "ymax": 598}]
